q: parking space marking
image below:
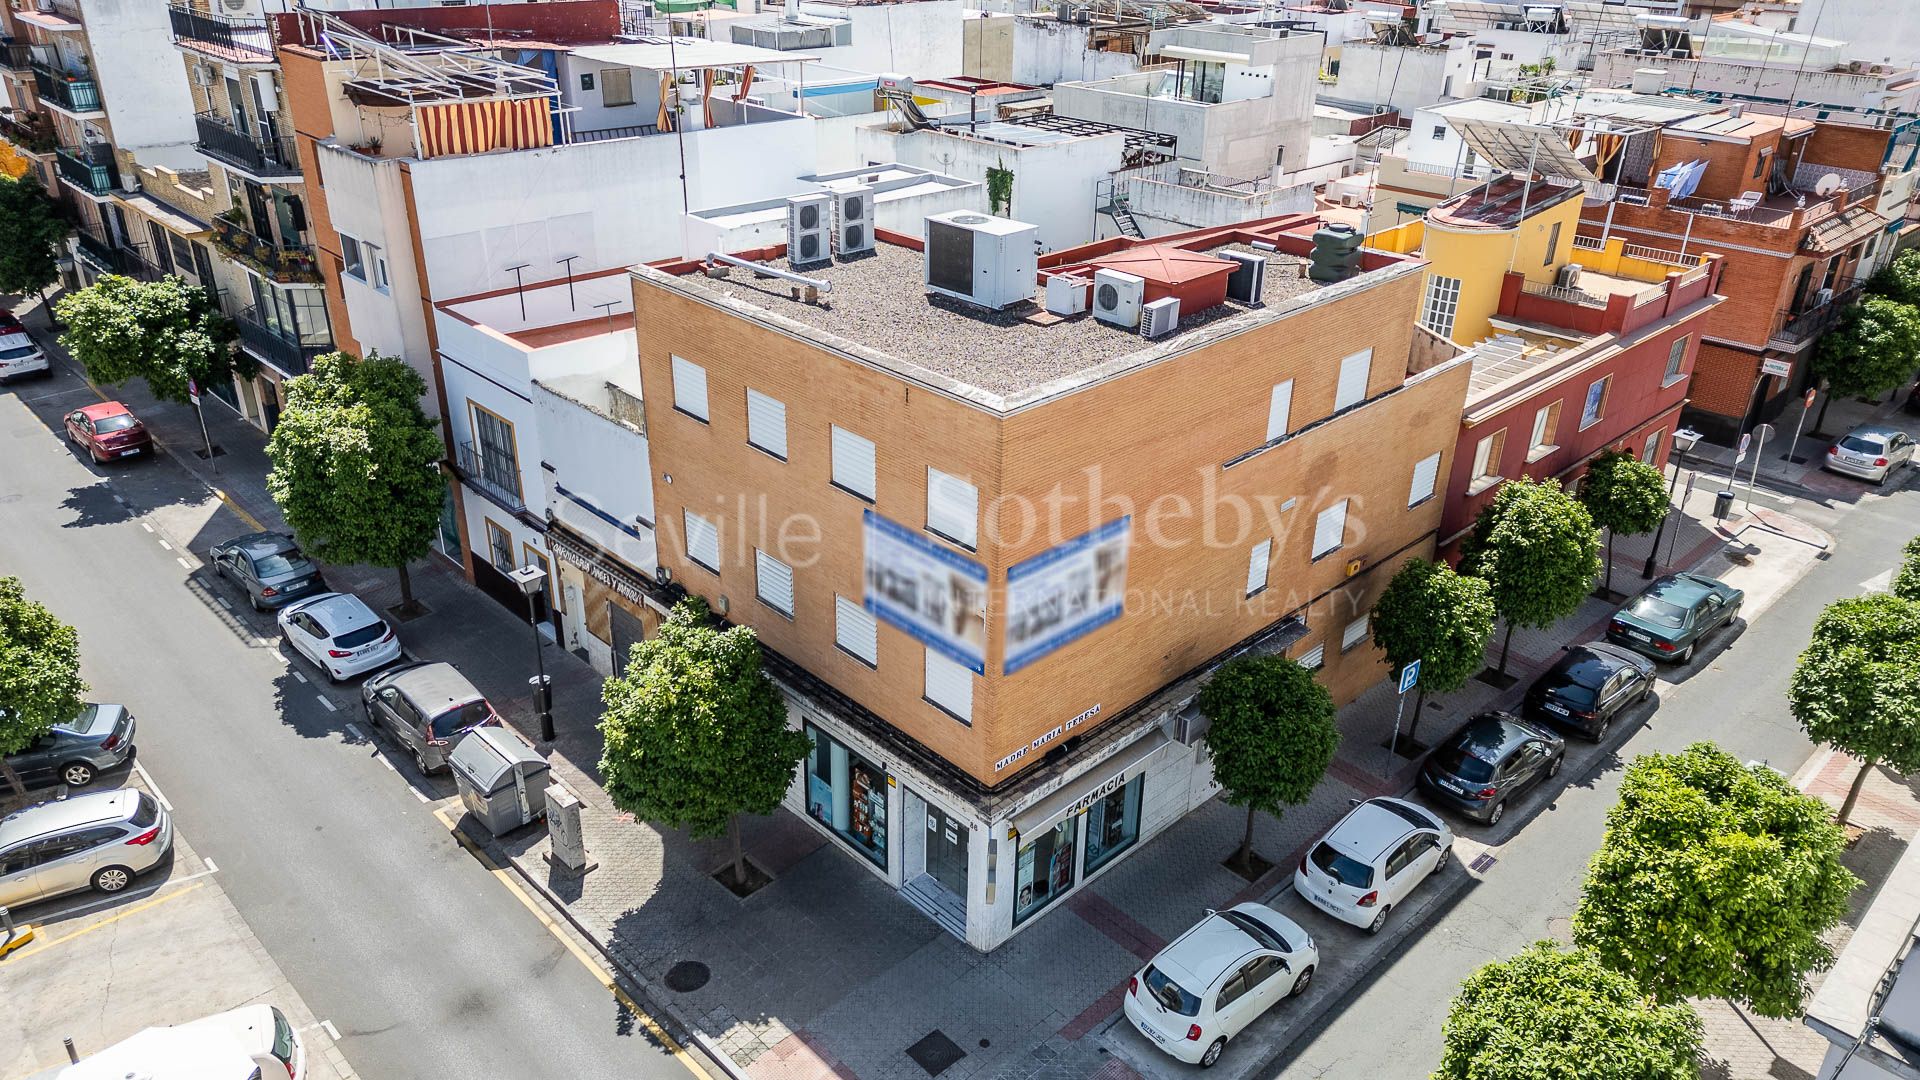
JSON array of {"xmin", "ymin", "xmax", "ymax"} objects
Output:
[
  {"xmin": 139, "ymin": 522, "xmax": 153, "ymax": 533},
  {"xmin": 26, "ymin": 866, "xmax": 222, "ymax": 925},
  {"xmin": 203, "ymin": 858, "xmax": 217, "ymax": 874},
  {"xmin": 432, "ymin": 806, "xmax": 716, "ymax": 1080},
  {"xmin": 157, "ymin": 539, "xmax": 172, "ymax": 551},
  {"xmin": 344, "ymin": 723, "xmax": 364, "ymax": 740},
  {"xmin": 176, "ymin": 557, "xmax": 193, "ymax": 571},
  {"xmin": 315, "ymin": 695, "xmax": 336, "ymax": 713},
  {"xmin": 132, "ymin": 760, "xmax": 174, "ymax": 813},
  {"xmin": 291, "ymin": 670, "xmax": 308, "ymax": 685},
  {"xmin": 5, "ymin": 882, "xmax": 206, "ymax": 962},
  {"xmin": 110, "ymin": 493, "xmax": 126, "ymax": 506},
  {"xmin": 321, "ymin": 1020, "xmax": 341, "ymax": 1042},
  {"xmin": 216, "ymin": 596, "xmax": 233, "ymax": 610}
]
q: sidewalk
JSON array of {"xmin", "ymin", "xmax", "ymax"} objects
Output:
[{"xmin": 11, "ymin": 295, "xmax": 1844, "ymax": 1080}]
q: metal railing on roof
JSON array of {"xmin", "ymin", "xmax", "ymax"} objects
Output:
[
  {"xmin": 294, "ymin": 8, "xmax": 556, "ymax": 107},
  {"xmin": 168, "ymin": 5, "xmax": 274, "ymax": 60},
  {"xmin": 1521, "ymin": 279, "xmax": 1609, "ymax": 309}
]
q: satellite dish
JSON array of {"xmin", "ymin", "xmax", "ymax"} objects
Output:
[{"xmin": 1815, "ymin": 173, "xmax": 1843, "ymax": 196}]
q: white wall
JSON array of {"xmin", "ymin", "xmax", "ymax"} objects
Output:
[
  {"xmin": 1793, "ymin": 0, "xmax": 1920, "ymax": 68},
  {"xmin": 798, "ymin": 0, "xmax": 966, "ymax": 77},
  {"xmin": 535, "ymin": 377, "xmax": 657, "ymax": 574},
  {"xmin": 857, "ymin": 125, "xmax": 1124, "ymax": 251},
  {"xmin": 316, "ymin": 147, "xmax": 435, "ymax": 406},
  {"xmin": 83, "ymin": 0, "xmax": 199, "ymax": 156},
  {"xmin": 1591, "ymin": 50, "xmax": 1920, "ymax": 111},
  {"xmin": 1327, "ymin": 42, "xmax": 1453, "ymax": 116},
  {"xmin": 556, "ymin": 53, "xmax": 663, "ymax": 133},
  {"xmin": 1009, "ymin": 18, "xmax": 1142, "ymax": 86}
]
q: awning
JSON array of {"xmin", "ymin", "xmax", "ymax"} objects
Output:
[
  {"xmin": 115, "ymin": 192, "xmax": 209, "ymax": 238},
  {"xmin": 1805, "ymin": 205, "xmax": 1887, "ymax": 254},
  {"xmin": 1159, "ymin": 45, "xmax": 1252, "ymax": 65},
  {"xmin": 1011, "ymin": 729, "xmax": 1168, "ymax": 839},
  {"xmin": 14, "ymin": 9, "xmax": 82, "ymax": 31}
]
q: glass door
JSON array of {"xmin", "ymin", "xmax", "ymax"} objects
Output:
[{"xmin": 923, "ymin": 803, "xmax": 968, "ymax": 899}]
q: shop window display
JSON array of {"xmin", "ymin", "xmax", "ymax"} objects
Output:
[
  {"xmin": 1082, "ymin": 775, "xmax": 1144, "ymax": 876},
  {"xmin": 805, "ymin": 724, "xmax": 887, "ymax": 869},
  {"xmin": 1014, "ymin": 818, "xmax": 1077, "ymax": 925}
]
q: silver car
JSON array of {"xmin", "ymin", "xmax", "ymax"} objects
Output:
[
  {"xmin": 1825, "ymin": 424, "xmax": 1916, "ymax": 484},
  {"xmin": 210, "ymin": 531, "xmax": 326, "ymax": 611},
  {"xmin": 360, "ymin": 662, "xmax": 500, "ymax": 774},
  {"xmin": 0, "ymin": 789, "xmax": 173, "ymax": 905}
]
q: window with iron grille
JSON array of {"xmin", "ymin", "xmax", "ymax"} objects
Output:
[{"xmin": 470, "ymin": 405, "xmax": 520, "ymax": 498}]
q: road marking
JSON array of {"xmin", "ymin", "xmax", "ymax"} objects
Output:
[
  {"xmin": 315, "ymin": 695, "xmax": 336, "ymax": 713},
  {"xmin": 432, "ymin": 806, "xmax": 716, "ymax": 1080},
  {"xmin": 217, "ymin": 596, "xmax": 233, "ymax": 610},
  {"xmin": 157, "ymin": 539, "xmax": 172, "ymax": 551},
  {"xmin": 1861, "ymin": 568, "xmax": 1895, "ymax": 594},
  {"xmin": 140, "ymin": 522, "xmax": 153, "ymax": 533},
  {"xmin": 321, "ymin": 1020, "xmax": 341, "ymax": 1042},
  {"xmin": 291, "ymin": 670, "xmax": 308, "ymax": 685},
  {"xmin": 204, "ymin": 858, "xmax": 217, "ymax": 874},
  {"xmin": 133, "ymin": 760, "xmax": 174, "ymax": 813},
  {"xmin": 110, "ymin": 493, "xmax": 126, "ymax": 505},
  {"xmin": 176, "ymin": 557, "xmax": 193, "ymax": 571},
  {"xmin": 5, "ymin": 882, "xmax": 206, "ymax": 962},
  {"xmin": 412, "ymin": 787, "xmax": 430, "ymax": 804},
  {"xmin": 345, "ymin": 723, "xmax": 364, "ymax": 740},
  {"xmin": 28, "ymin": 865, "xmax": 222, "ymax": 925}
]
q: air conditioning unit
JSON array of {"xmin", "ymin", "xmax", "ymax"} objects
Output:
[
  {"xmin": 1091, "ymin": 268, "xmax": 1144, "ymax": 328},
  {"xmin": 922, "ymin": 210, "xmax": 1039, "ymax": 310},
  {"xmin": 786, "ymin": 192, "xmax": 831, "ymax": 266},
  {"xmin": 1339, "ymin": 190, "xmax": 1367, "ymax": 208},
  {"xmin": 253, "ymin": 71, "xmax": 279, "ymax": 113},
  {"xmin": 1815, "ymin": 287, "xmax": 1834, "ymax": 305},
  {"xmin": 1222, "ymin": 251, "xmax": 1267, "ymax": 305},
  {"xmin": 832, "ymin": 184, "xmax": 874, "ymax": 257},
  {"xmin": 192, "ymin": 64, "xmax": 214, "ymax": 87},
  {"xmin": 1556, "ymin": 262, "xmax": 1585, "ymax": 289},
  {"xmin": 1045, "ymin": 274, "xmax": 1089, "ymax": 316},
  {"xmin": 1140, "ymin": 296, "xmax": 1180, "ymax": 338}
]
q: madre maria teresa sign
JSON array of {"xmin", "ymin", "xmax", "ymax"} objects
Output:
[
  {"xmin": 1004, "ymin": 516, "xmax": 1131, "ymax": 675},
  {"xmin": 864, "ymin": 509, "xmax": 989, "ymax": 673}
]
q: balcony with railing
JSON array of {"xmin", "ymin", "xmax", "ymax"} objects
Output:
[
  {"xmin": 454, "ymin": 439, "xmax": 526, "ymax": 514},
  {"xmin": 233, "ymin": 306, "xmax": 329, "ymax": 377},
  {"xmin": 1769, "ymin": 276, "xmax": 1863, "ymax": 352},
  {"xmin": 54, "ymin": 141, "xmax": 116, "ymax": 196},
  {"xmin": 30, "ymin": 63, "xmax": 100, "ymax": 115},
  {"xmin": 0, "ymin": 110, "xmax": 58, "ymax": 155},
  {"xmin": 168, "ymin": 4, "xmax": 274, "ymax": 62},
  {"xmin": 194, "ymin": 111, "xmax": 299, "ymax": 179},
  {"xmin": 0, "ymin": 41, "xmax": 50, "ymax": 73},
  {"xmin": 73, "ymin": 227, "xmax": 162, "ymax": 281},
  {"xmin": 211, "ymin": 214, "xmax": 321, "ymax": 284}
]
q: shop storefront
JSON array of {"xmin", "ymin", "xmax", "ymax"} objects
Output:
[
  {"xmin": 804, "ymin": 723, "xmax": 888, "ymax": 869},
  {"xmin": 1007, "ymin": 733, "xmax": 1162, "ymax": 927}
]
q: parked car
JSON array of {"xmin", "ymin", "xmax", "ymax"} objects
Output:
[
  {"xmin": 360, "ymin": 661, "xmax": 500, "ymax": 774},
  {"xmin": 1904, "ymin": 382, "xmax": 1920, "ymax": 416},
  {"xmin": 1124, "ymin": 903, "xmax": 1319, "ymax": 1068},
  {"xmin": 0, "ymin": 308, "xmax": 48, "ymax": 381},
  {"xmin": 1293, "ymin": 796, "xmax": 1453, "ymax": 935},
  {"xmin": 211, "ymin": 531, "xmax": 326, "ymax": 611},
  {"xmin": 64, "ymin": 401, "xmax": 152, "ymax": 463},
  {"xmin": 1, "ymin": 703, "xmax": 135, "ymax": 789},
  {"xmin": 1522, "ymin": 642, "xmax": 1656, "ymax": 741},
  {"xmin": 1606, "ymin": 572, "xmax": 1744, "ymax": 664},
  {"xmin": 1824, "ymin": 424, "xmax": 1916, "ymax": 484},
  {"xmin": 0, "ymin": 789, "xmax": 172, "ymax": 906},
  {"xmin": 27, "ymin": 1003, "xmax": 302, "ymax": 1080},
  {"xmin": 276, "ymin": 592, "xmax": 402, "ymax": 682},
  {"xmin": 1418, "ymin": 712, "xmax": 1565, "ymax": 826}
]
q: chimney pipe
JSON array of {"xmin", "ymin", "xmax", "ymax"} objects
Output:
[{"xmin": 784, "ymin": 0, "xmax": 800, "ymax": 24}]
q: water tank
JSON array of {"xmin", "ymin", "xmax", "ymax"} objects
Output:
[{"xmin": 1308, "ymin": 222, "xmax": 1363, "ymax": 284}]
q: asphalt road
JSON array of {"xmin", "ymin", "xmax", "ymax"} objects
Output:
[
  {"xmin": 0, "ymin": 376, "xmax": 699, "ymax": 1080},
  {"xmin": 1280, "ymin": 468, "xmax": 1920, "ymax": 1077}
]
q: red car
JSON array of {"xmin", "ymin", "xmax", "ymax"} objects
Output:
[{"xmin": 65, "ymin": 401, "xmax": 153, "ymax": 463}]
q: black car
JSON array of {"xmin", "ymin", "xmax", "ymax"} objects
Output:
[
  {"xmin": 2, "ymin": 704, "xmax": 136, "ymax": 789},
  {"xmin": 1418, "ymin": 712, "xmax": 1565, "ymax": 826},
  {"xmin": 1523, "ymin": 642, "xmax": 1657, "ymax": 741}
]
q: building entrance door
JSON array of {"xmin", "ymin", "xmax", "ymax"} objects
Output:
[{"xmin": 924, "ymin": 803, "xmax": 968, "ymax": 898}]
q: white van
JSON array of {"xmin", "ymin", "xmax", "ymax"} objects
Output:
[
  {"xmin": 0, "ymin": 309, "xmax": 48, "ymax": 381},
  {"xmin": 30, "ymin": 1004, "xmax": 304, "ymax": 1080}
]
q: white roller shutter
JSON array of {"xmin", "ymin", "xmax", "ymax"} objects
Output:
[
  {"xmin": 1246, "ymin": 539, "xmax": 1271, "ymax": 595},
  {"xmin": 1343, "ymin": 614, "xmax": 1370, "ymax": 650},
  {"xmin": 926, "ymin": 467, "xmax": 978, "ymax": 548},
  {"xmin": 1334, "ymin": 348, "xmax": 1373, "ymax": 411},
  {"xmin": 683, "ymin": 510, "xmax": 720, "ymax": 571},
  {"xmin": 924, "ymin": 649, "xmax": 973, "ymax": 723},
  {"xmin": 1408, "ymin": 452, "xmax": 1441, "ymax": 507},
  {"xmin": 755, "ymin": 549, "xmax": 793, "ymax": 615},
  {"xmin": 1266, "ymin": 380, "xmax": 1293, "ymax": 442},
  {"xmin": 835, "ymin": 595, "xmax": 878, "ymax": 665},
  {"xmin": 746, "ymin": 389, "xmax": 788, "ymax": 459},
  {"xmin": 1299, "ymin": 643, "xmax": 1325, "ymax": 670},
  {"xmin": 671, "ymin": 356, "xmax": 708, "ymax": 420},
  {"xmin": 832, "ymin": 425, "xmax": 876, "ymax": 499},
  {"xmin": 1313, "ymin": 500, "xmax": 1348, "ymax": 558}
]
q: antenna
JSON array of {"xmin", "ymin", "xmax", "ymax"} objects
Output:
[
  {"xmin": 505, "ymin": 263, "xmax": 531, "ymax": 320},
  {"xmin": 593, "ymin": 299, "xmax": 620, "ymax": 338},
  {"xmin": 556, "ymin": 254, "xmax": 580, "ymax": 310}
]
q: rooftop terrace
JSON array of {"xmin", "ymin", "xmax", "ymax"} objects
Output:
[{"xmin": 1427, "ymin": 174, "xmax": 1587, "ymax": 230}]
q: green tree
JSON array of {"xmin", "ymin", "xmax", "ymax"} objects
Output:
[
  {"xmin": 0, "ymin": 174, "xmax": 69, "ymax": 315},
  {"xmin": 1199, "ymin": 654, "xmax": 1338, "ymax": 874},
  {"xmin": 1809, "ymin": 295, "xmax": 1920, "ymax": 431},
  {"xmin": 55, "ymin": 274, "xmax": 247, "ymax": 405},
  {"xmin": 1578, "ymin": 449, "xmax": 1671, "ymax": 596},
  {"xmin": 1371, "ymin": 559, "xmax": 1495, "ymax": 750},
  {"xmin": 265, "ymin": 352, "xmax": 445, "ymax": 611},
  {"xmin": 1788, "ymin": 593, "xmax": 1920, "ymax": 824},
  {"xmin": 1572, "ymin": 742, "xmax": 1859, "ymax": 1018},
  {"xmin": 598, "ymin": 598, "xmax": 811, "ymax": 887},
  {"xmin": 1458, "ymin": 478, "xmax": 1601, "ymax": 677},
  {"xmin": 1434, "ymin": 942, "xmax": 1703, "ymax": 1080},
  {"xmin": 0, "ymin": 577, "xmax": 86, "ymax": 796},
  {"xmin": 1893, "ymin": 536, "xmax": 1920, "ymax": 603},
  {"xmin": 1868, "ymin": 248, "xmax": 1920, "ymax": 308}
]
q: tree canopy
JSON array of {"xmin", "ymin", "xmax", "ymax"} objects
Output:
[
  {"xmin": 1788, "ymin": 592, "xmax": 1920, "ymax": 824},
  {"xmin": 55, "ymin": 275, "xmax": 247, "ymax": 404},
  {"xmin": 1200, "ymin": 653, "xmax": 1338, "ymax": 871},
  {"xmin": 1459, "ymin": 478, "xmax": 1601, "ymax": 674},
  {"xmin": 265, "ymin": 352, "xmax": 444, "ymax": 608},
  {"xmin": 1371, "ymin": 558, "xmax": 1495, "ymax": 744},
  {"xmin": 0, "ymin": 174, "xmax": 69, "ymax": 301},
  {"xmin": 1812, "ymin": 295, "xmax": 1920, "ymax": 403},
  {"xmin": 0, "ymin": 576, "xmax": 86, "ymax": 795},
  {"xmin": 1572, "ymin": 742, "xmax": 1858, "ymax": 1018},
  {"xmin": 598, "ymin": 598, "xmax": 811, "ymax": 885},
  {"xmin": 1868, "ymin": 248, "xmax": 1920, "ymax": 309},
  {"xmin": 1893, "ymin": 536, "xmax": 1920, "ymax": 604},
  {"xmin": 1579, "ymin": 450, "xmax": 1671, "ymax": 594},
  {"xmin": 1434, "ymin": 942, "xmax": 1703, "ymax": 1080}
]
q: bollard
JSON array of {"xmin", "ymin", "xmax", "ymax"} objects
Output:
[{"xmin": 63, "ymin": 1037, "xmax": 77, "ymax": 1064}]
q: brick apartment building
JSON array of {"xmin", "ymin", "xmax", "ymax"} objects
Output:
[{"xmin": 580, "ymin": 212, "xmax": 1474, "ymax": 949}]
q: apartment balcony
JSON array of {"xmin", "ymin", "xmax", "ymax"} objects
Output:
[
  {"xmin": 233, "ymin": 306, "xmax": 328, "ymax": 377},
  {"xmin": 0, "ymin": 111, "xmax": 58, "ymax": 155},
  {"xmin": 453, "ymin": 439, "xmax": 527, "ymax": 515},
  {"xmin": 211, "ymin": 215, "xmax": 321, "ymax": 284},
  {"xmin": 167, "ymin": 5, "xmax": 274, "ymax": 63},
  {"xmin": 30, "ymin": 63, "xmax": 101, "ymax": 115},
  {"xmin": 0, "ymin": 41, "xmax": 50, "ymax": 73},
  {"xmin": 73, "ymin": 228, "xmax": 162, "ymax": 281},
  {"xmin": 1768, "ymin": 277, "xmax": 1863, "ymax": 352},
  {"xmin": 54, "ymin": 142, "xmax": 116, "ymax": 196},
  {"xmin": 194, "ymin": 111, "xmax": 299, "ymax": 180}
]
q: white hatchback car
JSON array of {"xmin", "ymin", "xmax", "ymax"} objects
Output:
[
  {"xmin": 1293, "ymin": 796, "xmax": 1453, "ymax": 935},
  {"xmin": 1123, "ymin": 902, "xmax": 1318, "ymax": 1068},
  {"xmin": 29, "ymin": 1003, "xmax": 302, "ymax": 1080},
  {"xmin": 277, "ymin": 592, "xmax": 402, "ymax": 682}
]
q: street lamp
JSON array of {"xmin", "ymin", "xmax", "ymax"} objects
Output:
[
  {"xmin": 1642, "ymin": 427, "xmax": 1703, "ymax": 579},
  {"xmin": 507, "ymin": 563, "xmax": 555, "ymax": 743}
]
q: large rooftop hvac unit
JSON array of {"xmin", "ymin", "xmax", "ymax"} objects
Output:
[
  {"xmin": 787, "ymin": 192, "xmax": 831, "ymax": 266},
  {"xmin": 922, "ymin": 211, "xmax": 1038, "ymax": 311}
]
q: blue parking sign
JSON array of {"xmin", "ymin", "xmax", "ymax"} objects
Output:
[{"xmin": 1397, "ymin": 660, "xmax": 1421, "ymax": 696}]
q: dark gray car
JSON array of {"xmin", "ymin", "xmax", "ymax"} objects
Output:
[
  {"xmin": 2, "ymin": 704, "xmax": 135, "ymax": 789},
  {"xmin": 360, "ymin": 662, "xmax": 500, "ymax": 774},
  {"xmin": 210, "ymin": 531, "xmax": 326, "ymax": 610}
]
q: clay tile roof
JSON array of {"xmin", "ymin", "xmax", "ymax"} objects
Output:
[{"xmin": 1090, "ymin": 244, "xmax": 1238, "ymax": 285}]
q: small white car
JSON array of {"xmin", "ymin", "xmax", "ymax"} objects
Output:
[
  {"xmin": 0, "ymin": 309, "xmax": 48, "ymax": 381},
  {"xmin": 29, "ymin": 1003, "xmax": 302, "ymax": 1080},
  {"xmin": 277, "ymin": 592, "xmax": 402, "ymax": 682},
  {"xmin": 1825, "ymin": 424, "xmax": 1915, "ymax": 485},
  {"xmin": 1293, "ymin": 796, "xmax": 1453, "ymax": 935},
  {"xmin": 1123, "ymin": 902, "xmax": 1318, "ymax": 1068}
]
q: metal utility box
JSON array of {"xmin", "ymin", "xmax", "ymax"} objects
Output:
[{"xmin": 448, "ymin": 727, "xmax": 551, "ymax": 837}]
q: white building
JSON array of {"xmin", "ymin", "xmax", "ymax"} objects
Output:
[
  {"xmin": 1782, "ymin": 0, "xmax": 1920, "ymax": 71},
  {"xmin": 1593, "ymin": 21, "xmax": 1920, "ymax": 114},
  {"xmin": 681, "ymin": 163, "xmax": 984, "ymax": 257}
]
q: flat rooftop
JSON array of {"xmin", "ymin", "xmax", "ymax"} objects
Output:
[
  {"xmin": 439, "ymin": 269, "xmax": 633, "ymax": 348},
  {"xmin": 645, "ymin": 223, "xmax": 1405, "ymax": 407},
  {"xmin": 1428, "ymin": 175, "xmax": 1586, "ymax": 230}
]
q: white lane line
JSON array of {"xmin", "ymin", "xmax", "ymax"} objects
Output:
[
  {"xmin": 110, "ymin": 493, "xmax": 127, "ymax": 505},
  {"xmin": 411, "ymin": 787, "xmax": 430, "ymax": 804},
  {"xmin": 176, "ymin": 557, "xmax": 193, "ymax": 570},
  {"xmin": 344, "ymin": 723, "xmax": 365, "ymax": 740},
  {"xmin": 204, "ymin": 857, "xmax": 218, "ymax": 873},
  {"xmin": 291, "ymin": 670, "xmax": 309, "ymax": 684},
  {"xmin": 320, "ymin": 1020, "xmax": 341, "ymax": 1042},
  {"xmin": 132, "ymin": 760, "xmax": 175, "ymax": 813},
  {"xmin": 140, "ymin": 522, "xmax": 153, "ymax": 533},
  {"xmin": 157, "ymin": 539, "xmax": 172, "ymax": 551},
  {"xmin": 216, "ymin": 596, "xmax": 233, "ymax": 610},
  {"xmin": 315, "ymin": 695, "xmax": 336, "ymax": 712}
]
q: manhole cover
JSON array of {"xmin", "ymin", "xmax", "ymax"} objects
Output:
[
  {"xmin": 906, "ymin": 1030, "xmax": 966, "ymax": 1076},
  {"xmin": 663, "ymin": 961, "xmax": 710, "ymax": 993}
]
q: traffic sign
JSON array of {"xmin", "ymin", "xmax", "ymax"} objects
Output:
[
  {"xmin": 1805, "ymin": 387, "xmax": 1818, "ymax": 409},
  {"xmin": 1734, "ymin": 432, "xmax": 1750, "ymax": 465},
  {"xmin": 1397, "ymin": 659, "xmax": 1421, "ymax": 696},
  {"xmin": 187, "ymin": 378, "xmax": 200, "ymax": 406}
]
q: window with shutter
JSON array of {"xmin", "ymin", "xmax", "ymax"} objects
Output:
[
  {"xmin": 1334, "ymin": 349, "xmax": 1373, "ymax": 411},
  {"xmin": 671, "ymin": 356, "xmax": 708, "ymax": 421},
  {"xmin": 1408, "ymin": 452, "xmax": 1440, "ymax": 507},
  {"xmin": 745, "ymin": 389, "xmax": 788, "ymax": 460},
  {"xmin": 835, "ymin": 595, "xmax": 877, "ymax": 665},
  {"xmin": 755, "ymin": 549, "xmax": 793, "ymax": 616},
  {"xmin": 1266, "ymin": 380, "xmax": 1293, "ymax": 442},
  {"xmin": 683, "ymin": 510, "xmax": 720, "ymax": 572},
  {"xmin": 1299, "ymin": 643, "xmax": 1325, "ymax": 670},
  {"xmin": 831, "ymin": 425, "xmax": 876, "ymax": 500},
  {"xmin": 1312, "ymin": 500, "xmax": 1348, "ymax": 559},
  {"xmin": 924, "ymin": 649, "xmax": 973, "ymax": 723},
  {"xmin": 1246, "ymin": 538, "xmax": 1271, "ymax": 595},
  {"xmin": 926, "ymin": 467, "xmax": 978, "ymax": 548},
  {"xmin": 1342, "ymin": 614, "xmax": 1370, "ymax": 651}
]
